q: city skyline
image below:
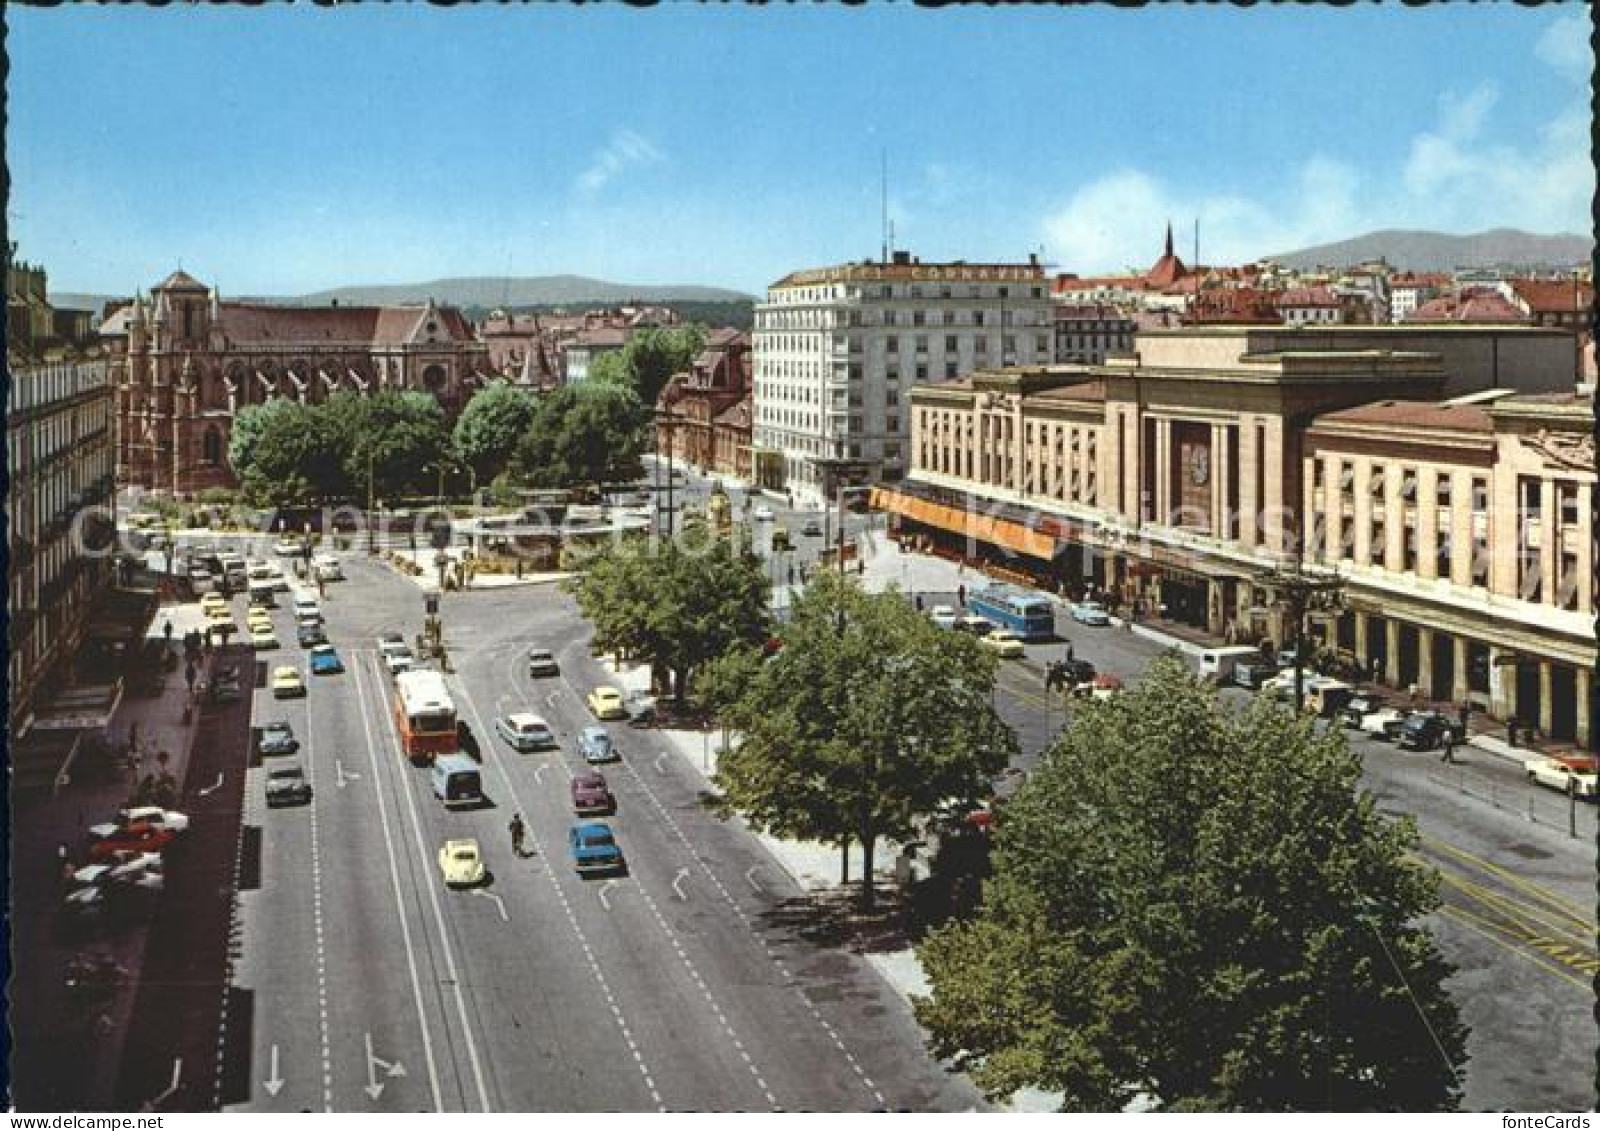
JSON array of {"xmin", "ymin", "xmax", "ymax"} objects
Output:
[{"xmin": 8, "ymin": 5, "xmax": 1591, "ymax": 296}]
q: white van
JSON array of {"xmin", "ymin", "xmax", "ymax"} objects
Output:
[
  {"xmin": 313, "ymin": 554, "xmax": 343, "ymax": 582},
  {"xmin": 1306, "ymin": 679, "xmax": 1356, "ymax": 718},
  {"xmin": 291, "ymin": 592, "xmax": 322, "ymax": 624},
  {"xmin": 431, "ymin": 753, "xmax": 482, "ymax": 809},
  {"xmin": 1199, "ymin": 646, "xmax": 1262, "ymax": 683}
]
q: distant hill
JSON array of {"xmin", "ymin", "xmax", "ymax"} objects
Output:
[
  {"xmin": 295, "ymin": 275, "xmax": 754, "ymax": 308},
  {"xmin": 1269, "ymin": 229, "xmax": 1592, "ymax": 272},
  {"xmin": 51, "ymin": 274, "xmax": 754, "ymax": 315}
]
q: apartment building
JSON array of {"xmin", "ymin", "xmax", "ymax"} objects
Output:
[{"xmin": 751, "ymin": 251, "xmax": 1052, "ymax": 496}]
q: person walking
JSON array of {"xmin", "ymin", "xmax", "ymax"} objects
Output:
[
  {"xmin": 162, "ymin": 618, "xmax": 174, "ymax": 649},
  {"xmin": 509, "ymin": 813, "xmax": 526, "ymax": 858},
  {"xmin": 1066, "ymin": 642, "xmax": 1075, "ymax": 664},
  {"xmin": 1507, "ymin": 718, "xmax": 1519, "ymax": 748},
  {"xmin": 1458, "ymin": 700, "xmax": 1471, "ymax": 736},
  {"xmin": 1439, "ymin": 732, "xmax": 1456, "ymax": 764},
  {"xmin": 957, "ymin": 584, "xmax": 966, "ymax": 607}
]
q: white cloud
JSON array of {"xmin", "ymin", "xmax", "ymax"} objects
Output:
[
  {"xmin": 1536, "ymin": 10, "xmax": 1591, "ymax": 80},
  {"xmin": 576, "ymin": 129, "xmax": 664, "ymax": 194}
]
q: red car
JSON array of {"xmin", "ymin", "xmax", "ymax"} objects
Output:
[
  {"xmin": 88, "ymin": 822, "xmax": 177, "ymax": 862},
  {"xmin": 570, "ymin": 771, "xmax": 615, "ymax": 815}
]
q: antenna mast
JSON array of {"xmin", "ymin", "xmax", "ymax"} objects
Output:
[{"xmin": 881, "ymin": 149, "xmax": 889, "ymax": 264}]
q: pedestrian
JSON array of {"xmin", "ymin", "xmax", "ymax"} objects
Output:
[
  {"xmin": 1440, "ymin": 733, "xmax": 1456, "ymax": 764},
  {"xmin": 509, "ymin": 813, "xmax": 526, "ymax": 857},
  {"xmin": 958, "ymin": 584, "xmax": 966, "ymax": 607},
  {"xmin": 1507, "ymin": 718, "xmax": 1519, "ymax": 748},
  {"xmin": 914, "ymin": 594, "xmax": 924, "ymax": 612},
  {"xmin": 1066, "ymin": 642, "xmax": 1075, "ymax": 663},
  {"xmin": 788, "ymin": 565, "xmax": 795, "ymax": 586},
  {"xmin": 127, "ymin": 721, "xmax": 140, "ymax": 755},
  {"xmin": 56, "ymin": 841, "xmax": 70, "ymax": 883},
  {"xmin": 162, "ymin": 618, "xmax": 173, "ymax": 647},
  {"xmin": 1458, "ymin": 700, "xmax": 1471, "ymax": 734}
]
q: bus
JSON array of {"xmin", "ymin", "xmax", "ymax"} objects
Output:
[
  {"xmin": 394, "ymin": 669, "xmax": 458, "ymax": 763},
  {"xmin": 968, "ymin": 584, "xmax": 1056, "ymax": 642}
]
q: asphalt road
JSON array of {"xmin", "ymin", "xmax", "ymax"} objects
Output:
[{"xmin": 224, "ymin": 550, "xmax": 981, "ymax": 1112}]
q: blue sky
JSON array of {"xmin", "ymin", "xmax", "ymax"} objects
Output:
[{"xmin": 7, "ymin": 5, "xmax": 1590, "ymax": 297}]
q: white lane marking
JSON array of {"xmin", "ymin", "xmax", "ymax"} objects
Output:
[
  {"xmin": 199, "ymin": 772, "xmax": 225, "ymax": 796},
  {"xmin": 350, "ymin": 654, "xmax": 445, "ymax": 1112},
  {"xmin": 545, "ymin": 690, "xmax": 563, "ymax": 708},
  {"xmin": 653, "ymin": 752, "xmax": 668, "ymax": 775},
  {"xmin": 363, "ymin": 1031, "xmax": 407, "ymax": 1101},
  {"xmin": 744, "ymin": 866, "xmax": 764, "ymax": 894},
  {"xmin": 364, "ymin": 652, "xmax": 493, "ymax": 1112},
  {"xmin": 597, "ymin": 878, "xmax": 620, "ymax": 911},
  {"xmin": 619, "ymin": 752, "xmax": 887, "ymax": 1107},
  {"xmin": 452, "ymin": 680, "xmax": 665, "ymax": 1111},
  {"xmin": 671, "ymin": 868, "xmax": 690, "ymax": 901},
  {"xmin": 472, "ymin": 889, "xmax": 510, "ymax": 922},
  {"xmin": 335, "ymin": 759, "xmax": 360, "ymax": 788},
  {"xmin": 262, "ymin": 1044, "xmax": 284, "ymax": 1097},
  {"xmin": 152, "ymin": 1058, "xmax": 183, "ymax": 1107},
  {"xmin": 533, "ymin": 763, "xmax": 549, "ymax": 786},
  {"xmin": 304, "ymin": 685, "xmax": 334, "ymax": 1112}
]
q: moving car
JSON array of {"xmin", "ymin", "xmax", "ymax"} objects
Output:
[
  {"xmin": 801, "ymin": 519, "xmax": 823, "ymax": 537},
  {"xmin": 1358, "ymin": 707, "xmax": 1413, "ymax": 741},
  {"xmin": 1396, "ymin": 711, "xmax": 1465, "ymax": 752},
  {"xmin": 568, "ymin": 822, "xmax": 625, "ymax": 875},
  {"xmin": 578, "ymin": 725, "xmax": 617, "ymax": 764},
  {"xmin": 952, "ymin": 615, "xmax": 993, "ymax": 637},
  {"xmin": 291, "ymin": 594, "xmax": 322, "ymax": 623},
  {"xmin": 928, "ymin": 605, "xmax": 960, "ymax": 630},
  {"xmin": 274, "ymin": 537, "xmax": 305, "ymax": 557},
  {"xmin": 1232, "ymin": 660, "xmax": 1282, "ymax": 690},
  {"xmin": 1524, "ymin": 755, "xmax": 1599, "ymax": 799},
  {"xmin": 309, "ymin": 644, "xmax": 344, "ymax": 675},
  {"xmin": 528, "ymin": 648, "xmax": 560, "ymax": 677},
  {"xmin": 587, "ymin": 686, "xmax": 627, "ymax": 720},
  {"xmin": 208, "ymin": 665, "xmax": 244, "ymax": 703},
  {"xmin": 1198, "ymin": 645, "xmax": 1262, "ymax": 684},
  {"xmin": 265, "ymin": 763, "xmax": 313, "ymax": 807},
  {"xmin": 257, "ymin": 720, "xmax": 299, "ymax": 757},
  {"xmin": 1068, "ymin": 601, "xmax": 1111, "ymax": 626},
  {"xmin": 89, "ymin": 805, "xmax": 191, "ymax": 841},
  {"xmin": 753, "ymin": 505, "xmax": 774, "ymax": 522},
  {"xmin": 271, "ymin": 665, "xmax": 306, "ymax": 698},
  {"xmin": 383, "ymin": 647, "xmax": 416, "ymax": 676},
  {"xmin": 249, "ymin": 623, "xmax": 280, "ymax": 650},
  {"xmin": 206, "ymin": 608, "xmax": 239, "ymax": 636},
  {"xmin": 495, "ymin": 712, "xmax": 556, "ymax": 752},
  {"xmin": 438, "ymin": 839, "xmax": 486, "ymax": 887},
  {"xmin": 570, "ymin": 771, "xmax": 615, "ymax": 814},
  {"xmin": 313, "ymin": 555, "xmax": 343, "ymax": 582},
  {"xmin": 1341, "ymin": 693, "xmax": 1387, "ymax": 728},
  {"xmin": 296, "ymin": 622, "xmax": 328, "ymax": 648},
  {"xmin": 980, "ymin": 628, "xmax": 1026, "ymax": 658},
  {"xmin": 431, "ymin": 754, "xmax": 483, "ymax": 808},
  {"xmin": 89, "ymin": 823, "xmax": 178, "ymax": 862},
  {"xmin": 200, "ymin": 592, "xmax": 228, "ymax": 616}
]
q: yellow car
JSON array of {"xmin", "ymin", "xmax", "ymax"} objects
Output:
[
  {"xmin": 200, "ymin": 593, "xmax": 228, "ymax": 615},
  {"xmin": 247, "ymin": 608, "xmax": 273, "ymax": 628},
  {"xmin": 586, "ymin": 686, "xmax": 627, "ymax": 720},
  {"xmin": 270, "ymin": 665, "xmax": 306, "ymax": 699},
  {"xmin": 206, "ymin": 608, "xmax": 239, "ymax": 635},
  {"xmin": 980, "ymin": 629, "xmax": 1026, "ymax": 658},
  {"xmin": 438, "ymin": 839, "xmax": 486, "ymax": 887},
  {"xmin": 249, "ymin": 623, "xmax": 279, "ymax": 650}
]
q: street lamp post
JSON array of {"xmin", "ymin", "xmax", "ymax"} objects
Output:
[
  {"xmin": 366, "ymin": 447, "xmax": 377, "ymax": 555},
  {"xmin": 1255, "ymin": 550, "xmax": 1345, "ymax": 714}
]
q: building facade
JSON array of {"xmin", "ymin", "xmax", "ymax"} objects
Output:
[
  {"xmin": 655, "ymin": 330, "xmax": 753, "ymax": 479},
  {"xmin": 883, "ymin": 325, "xmax": 1593, "ymax": 744},
  {"xmin": 7, "ymin": 359, "xmax": 117, "ymax": 735},
  {"xmin": 752, "ymin": 251, "xmax": 1053, "ymax": 496},
  {"xmin": 104, "ymin": 270, "xmax": 490, "ymax": 494},
  {"xmin": 1052, "ymin": 304, "xmax": 1135, "ymax": 364}
]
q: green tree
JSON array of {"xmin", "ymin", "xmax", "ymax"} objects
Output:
[
  {"xmin": 568, "ymin": 533, "xmax": 770, "ymax": 703},
  {"xmin": 341, "ymin": 391, "xmax": 451, "ymax": 501},
  {"xmin": 622, "ymin": 325, "xmax": 706, "ymax": 407},
  {"xmin": 451, "ymin": 381, "xmax": 539, "ymax": 483},
  {"xmin": 914, "ymin": 656, "xmax": 1468, "ymax": 1112},
  {"xmin": 234, "ymin": 400, "xmax": 338, "ymax": 505},
  {"xmin": 586, "ymin": 351, "xmax": 631, "ymax": 389},
  {"xmin": 711, "ymin": 572, "xmax": 1016, "ymax": 908},
  {"xmin": 514, "ymin": 382, "xmax": 644, "ymax": 491}
]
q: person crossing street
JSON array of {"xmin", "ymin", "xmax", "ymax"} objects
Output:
[{"xmin": 509, "ymin": 812, "xmax": 527, "ymax": 857}]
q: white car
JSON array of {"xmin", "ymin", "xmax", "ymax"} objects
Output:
[
  {"xmin": 496, "ymin": 712, "xmax": 556, "ymax": 752},
  {"xmin": 1524, "ymin": 756, "xmax": 1599, "ymax": 799},
  {"xmin": 980, "ymin": 629, "xmax": 1026, "ymax": 658},
  {"xmin": 753, "ymin": 506, "xmax": 775, "ymax": 522},
  {"xmin": 274, "ymin": 537, "xmax": 305, "ymax": 557},
  {"xmin": 88, "ymin": 806, "xmax": 191, "ymax": 841},
  {"xmin": 1358, "ymin": 707, "xmax": 1412, "ymax": 741},
  {"xmin": 1068, "ymin": 601, "xmax": 1111, "ymax": 626},
  {"xmin": 928, "ymin": 605, "xmax": 960, "ymax": 630},
  {"xmin": 313, "ymin": 554, "xmax": 343, "ymax": 582},
  {"xmin": 384, "ymin": 648, "xmax": 416, "ymax": 676}
]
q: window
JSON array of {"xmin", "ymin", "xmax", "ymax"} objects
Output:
[
  {"xmin": 886, "ymin": 389, "xmax": 899, "ymax": 406},
  {"xmin": 915, "ymin": 335, "xmax": 928, "ymax": 352},
  {"xmin": 974, "ymin": 311, "xmax": 985, "ymax": 327},
  {"xmin": 883, "ymin": 310, "xmax": 897, "ymax": 327},
  {"xmin": 886, "ymin": 336, "xmax": 899, "ymax": 354},
  {"xmin": 1401, "ymin": 468, "xmax": 1417, "ymax": 503},
  {"xmin": 888, "ymin": 415, "xmax": 900, "ymax": 432},
  {"xmin": 913, "ymin": 311, "xmax": 925, "ymax": 327},
  {"xmin": 945, "ymin": 335, "xmax": 957, "ymax": 351},
  {"xmin": 945, "ymin": 362, "xmax": 958, "ymax": 379},
  {"xmin": 1560, "ymin": 481, "xmax": 1578, "ymax": 526},
  {"xmin": 915, "ymin": 365, "xmax": 927, "ymax": 382},
  {"xmin": 1369, "ymin": 467, "xmax": 1385, "ymax": 497}
]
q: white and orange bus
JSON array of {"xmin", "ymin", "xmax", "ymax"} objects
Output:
[{"xmin": 394, "ymin": 669, "xmax": 458, "ymax": 763}]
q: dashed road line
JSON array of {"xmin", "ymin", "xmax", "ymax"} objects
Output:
[{"xmin": 305, "ymin": 703, "xmax": 334, "ymax": 1112}]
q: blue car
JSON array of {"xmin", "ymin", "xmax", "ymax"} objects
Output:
[
  {"xmin": 1068, "ymin": 601, "xmax": 1111, "ymax": 627},
  {"xmin": 308, "ymin": 644, "xmax": 344, "ymax": 675},
  {"xmin": 578, "ymin": 725, "xmax": 617, "ymax": 764},
  {"xmin": 568, "ymin": 822, "xmax": 625, "ymax": 875}
]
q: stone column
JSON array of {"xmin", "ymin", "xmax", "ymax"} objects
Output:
[
  {"xmin": 1261, "ymin": 418, "xmax": 1284, "ymax": 554},
  {"xmin": 1323, "ymin": 455, "xmax": 1342, "ymax": 565},
  {"xmin": 1353, "ymin": 460, "xmax": 1372, "ymax": 567},
  {"xmin": 1450, "ymin": 469, "xmax": 1473, "ymax": 588},
  {"xmin": 1384, "ymin": 463, "xmax": 1403, "ymax": 573},
  {"xmin": 1123, "ymin": 409, "xmax": 1141, "ymax": 523},
  {"xmin": 1539, "ymin": 478, "xmax": 1557, "ymax": 605},
  {"xmin": 1353, "ymin": 609, "xmax": 1370, "ymax": 665},
  {"xmin": 1216, "ymin": 424, "xmax": 1233, "ymax": 542},
  {"xmin": 1451, "ymin": 635, "xmax": 1470, "ymax": 705},
  {"xmin": 1417, "ymin": 627, "xmax": 1435, "ymax": 699},
  {"xmin": 1578, "ymin": 482, "xmax": 1593, "ymax": 614},
  {"xmin": 1152, "ymin": 418, "xmax": 1168, "ymax": 524},
  {"xmin": 1577, "ymin": 666, "xmax": 1592, "ymax": 750},
  {"xmin": 1238, "ymin": 418, "xmax": 1259, "ymax": 549},
  {"xmin": 1385, "ymin": 620, "xmax": 1401, "ymax": 689},
  {"xmin": 1489, "ymin": 647, "xmax": 1513, "ymax": 720},
  {"xmin": 1210, "ymin": 423, "xmax": 1225, "ymax": 537},
  {"xmin": 1538, "ymin": 660, "xmax": 1554, "ymax": 738},
  {"xmin": 1417, "ymin": 467, "xmax": 1438, "ymax": 580}
]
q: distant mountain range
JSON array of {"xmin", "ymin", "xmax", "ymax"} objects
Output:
[
  {"xmin": 1269, "ymin": 228, "xmax": 1592, "ymax": 272},
  {"xmin": 51, "ymin": 274, "xmax": 755, "ymax": 313}
]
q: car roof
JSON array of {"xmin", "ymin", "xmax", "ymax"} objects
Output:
[
  {"xmin": 506, "ymin": 712, "xmax": 548, "ymax": 728},
  {"xmin": 573, "ymin": 770, "xmax": 606, "ymax": 784},
  {"xmin": 263, "ymin": 720, "xmax": 292, "ymax": 731},
  {"xmin": 581, "ymin": 725, "xmax": 609, "ymax": 739},
  {"xmin": 311, "ymin": 644, "xmax": 336, "ymax": 653},
  {"xmin": 273, "ymin": 665, "xmax": 299, "ymax": 677},
  {"xmin": 573, "ymin": 821, "xmax": 612, "ymax": 835},
  {"xmin": 443, "ymin": 838, "xmax": 478, "ymax": 852}
]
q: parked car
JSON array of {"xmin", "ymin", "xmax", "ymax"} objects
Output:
[
  {"xmin": 89, "ymin": 823, "xmax": 178, "ymax": 862},
  {"xmin": 1233, "ymin": 660, "xmax": 1282, "ymax": 690},
  {"xmin": 438, "ymin": 839, "xmax": 486, "ymax": 887},
  {"xmin": 249, "ymin": 624, "xmax": 280, "ymax": 650},
  {"xmin": 928, "ymin": 605, "xmax": 960, "ymax": 630},
  {"xmin": 258, "ymin": 720, "xmax": 299, "ymax": 756},
  {"xmin": 952, "ymin": 615, "xmax": 993, "ymax": 636},
  {"xmin": 1068, "ymin": 601, "xmax": 1111, "ymax": 626},
  {"xmin": 274, "ymin": 537, "xmax": 306, "ymax": 557},
  {"xmin": 313, "ymin": 554, "xmax": 343, "ymax": 582},
  {"xmin": 527, "ymin": 648, "xmax": 560, "ymax": 677},
  {"xmin": 753, "ymin": 506, "xmax": 774, "ymax": 522},
  {"xmin": 309, "ymin": 644, "xmax": 344, "ymax": 675},
  {"xmin": 1396, "ymin": 712, "xmax": 1465, "ymax": 751},
  {"xmin": 208, "ymin": 665, "xmax": 244, "ymax": 703},
  {"xmin": 568, "ymin": 822, "xmax": 625, "ymax": 875},
  {"xmin": 624, "ymin": 693, "xmax": 658, "ymax": 728},
  {"xmin": 495, "ymin": 712, "xmax": 556, "ymax": 752},
  {"xmin": 271, "ymin": 665, "xmax": 306, "ymax": 698},
  {"xmin": 89, "ymin": 805, "xmax": 191, "ymax": 841},
  {"xmin": 266, "ymin": 762, "xmax": 314, "ymax": 807},
  {"xmin": 980, "ymin": 629, "xmax": 1026, "ymax": 658},
  {"xmin": 570, "ymin": 771, "xmax": 616, "ymax": 814},
  {"xmin": 1341, "ymin": 693, "xmax": 1387, "ymax": 728},
  {"xmin": 801, "ymin": 519, "xmax": 823, "ymax": 537},
  {"xmin": 587, "ymin": 687, "xmax": 628, "ymax": 720},
  {"xmin": 296, "ymin": 622, "xmax": 328, "ymax": 648},
  {"xmin": 1524, "ymin": 755, "xmax": 1599, "ymax": 799},
  {"xmin": 1358, "ymin": 707, "xmax": 1414, "ymax": 742},
  {"xmin": 578, "ymin": 725, "xmax": 618, "ymax": 764},
  {"xmin": 383, "ymin": 647, "xmax": 416, "ymax": 676}
]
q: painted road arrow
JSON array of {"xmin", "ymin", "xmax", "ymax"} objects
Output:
[
  {"xmin": 363, "ymin": 1032, "xmax": 406, "ymax": 1101},
  {"xmin": 597, "ymin": 879, "xmax": 619, "ymax": 911},
  {"xmin": 198, "ymin": 773, "xmax": 225, "ymax": 797},
  {"xmin": 262, "ymin": 1045, "xmax": 284, "ymax": 1097}
]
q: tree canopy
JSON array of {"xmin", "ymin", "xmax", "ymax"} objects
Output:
[
  {"xmin": 568, "ymin": 531, "xmax": 770, "ymax": 704},
  {"xmin": 450, "ymin": 381, "xmax": 539, "ymax": 484},
  {"xmin": 710, "ymin": 572, "xmax": 1016, "ymax": 908},
  {"xmin": 622, "ymin": 325, "xmax": 706, "ymax": 406},
  {"xmin": 512, "ymin": 381, "xmax": 645, "ymax": 491},
  {"xmin": 913, "ymin": 656, "xmax": 1468, "ymax": 1112}
]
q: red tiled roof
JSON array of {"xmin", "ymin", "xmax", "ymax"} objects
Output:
[
  {"xmin": 1407, "ymin": 289, "xmax": 1529, "ymax": 324},
  {"xmin": 571, "ymin": 327, "xmax": 628, "ymax": 349},
  {"xmin": 155, "ymin": 269, "xmax": 208, "ymax": 292},
  {"xmin": 1276, "ymin": 286, "xmax": 1340, "ymax": 308},
  {"xmin": 1310, "ymin": 399, "xmax": 1493, "ymax": 433},
  {"xmin": 1146, "ymin": 252, "xmax": 1188, "ymax": 288},
  {"xmin": 215, "ymin": 301, "xmax": 476, "ymax": 345},
  {"xmin": 1510, "ymin": 278, "xmax": 1594, "ymax": 314}
]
